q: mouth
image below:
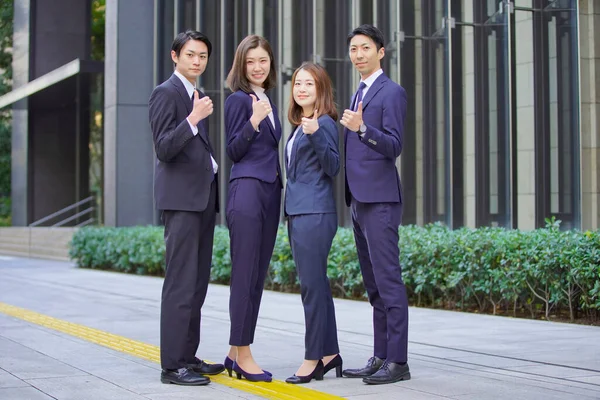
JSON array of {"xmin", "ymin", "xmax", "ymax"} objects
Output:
[
  {"xmin": 296, "ymin": 95, "xmax": 309, "ymax": 100},
  {"xmin": 252, "ymin": 74, "xmax": 265, "ymax": 79},
  {"xmin": 355, "ymin": 62, "xmax": 367, "ymax": 67}
]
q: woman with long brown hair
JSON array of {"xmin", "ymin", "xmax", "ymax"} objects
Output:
[
  {"xmin": 283, "ymin": 62, "xmax": 343, "ymax": 384},
  {"xmin": 223, "ymin": 35, "xmax": 281, "ymax": 383}
]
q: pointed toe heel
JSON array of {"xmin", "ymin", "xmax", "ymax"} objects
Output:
[{"xmin": 286, "ymin": 360, "xmax": 324, "ymax": 384}]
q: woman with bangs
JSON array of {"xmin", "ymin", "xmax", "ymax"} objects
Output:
[
  {"xmin": 223, "ymin": 35, "xmax": 281, "ymax": 383},
  {"xmin": 284, "ymin": 62, "xmax": 343, "ymax": 384}
]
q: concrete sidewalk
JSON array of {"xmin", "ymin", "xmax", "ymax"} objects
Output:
[{"xmin": 0, "ymin": 255, "xmax": 599, "ymax": 399}]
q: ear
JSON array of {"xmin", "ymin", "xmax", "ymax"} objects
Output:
[
  {"xmin": 171, "ymin": 50, "xmax": 178, "ymax": 65},
  {"xmin": 378, "ymin": 47, "xmax": 385, "ymax": 61}
]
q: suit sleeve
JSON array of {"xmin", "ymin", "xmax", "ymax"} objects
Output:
[
  {"xmin": 360, "ymin": 86, "xmax": 407, "ymax": 159},
  {"xmin": 149, "ymin": 86, "xmax": 195, "ymax": 162},
  {"xmin": 225, "ymin": 93, "xmax": 259, "ymax": 162},
  {"xmin": 307, "ymin": 116, "xmax": 340, "ymax": 177}
]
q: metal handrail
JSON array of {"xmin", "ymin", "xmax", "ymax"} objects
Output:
[{"xmin": 29, "ymin": 196, "xmax": 95, "ymax": 227}]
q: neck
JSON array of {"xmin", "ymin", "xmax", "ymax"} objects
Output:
[
  {"xmin": 302, "ymin": 106, "xmax": 314, "ymax": 118},
  {"xmin": 360, "ymin": 68, "xmax": 380, "ymax": 81}
]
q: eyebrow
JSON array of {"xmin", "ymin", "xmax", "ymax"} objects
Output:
[
  {"xmin": 186, "ymin": 50, "xmax": 208, "ymax": 55},
  {"xmin": 350, "ymin": 42, "xmax": 371, "ymax": 47}
]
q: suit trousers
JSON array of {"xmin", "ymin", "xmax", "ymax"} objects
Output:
[
  {"xmin": 351, "ymin": 198, "xmax": 409, "ymax": 363},
  {"xmin": 226, "ymin": 178, "xmax": 281, "ymax": 346},
  {"xmin": 160, "ymin": 181, "xmax": 217, "ymax": 370},
  {"xmin": 288, "ymin": 213, "xmax": 340, "ymax": 360}
]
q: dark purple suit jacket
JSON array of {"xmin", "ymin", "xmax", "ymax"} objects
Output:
[
  {"xmin": 344, "ymin": 73, "xmax": 407, "ymax": 206},
  {"xmin": 224, "ymin": 90, "xmax": 282, "ymax": 183},
  {"xmin": 149, "ymin": 74, "xmax": 218, "ymax": 212}
]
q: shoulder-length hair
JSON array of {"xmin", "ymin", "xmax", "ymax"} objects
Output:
[
  {"xmin": 288, "ymin": 62, "xmax": 338, "ymax": 126},
  {"xmin": 226, "ymin": 35, "xmax": 277, "ymax": 92}
]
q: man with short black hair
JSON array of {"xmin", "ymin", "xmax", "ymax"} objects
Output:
[
  {"xmin": 340, "ymin": 24, "xmax": 411, "ymax": 385},
  {"xmin": 149, "ymin": 30, "xmax": 224, "ymax": 386}
]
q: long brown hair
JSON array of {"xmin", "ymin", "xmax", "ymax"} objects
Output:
[
  {"xmin": 226, "ymin": 35, "xmax": 277, "ymax": 92},
  {"xmin": 288, "ymin": 62, "xmax": 338, "ymax": 126}
]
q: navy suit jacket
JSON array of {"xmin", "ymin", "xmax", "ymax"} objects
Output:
[
  {"xmin": 224, "ymin": 90, "xmax": 282, "ymax": 183},
  {"xmin": 149, "ymin": 74, "xmax": 218, "ymax": 212},
  {"xmin": 344, "ymin": 73, "xmax": 407, "ymax": 206},
  {"xmin": 284, "ymin": 115, "xmax": 340, "ymax": 216}
]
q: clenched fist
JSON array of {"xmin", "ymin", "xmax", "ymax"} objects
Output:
[
  {"xmin": 249, "ymin": 94, "xmax": 272, "ymax": 131},
  {"xmin": 301, "ymin": 109, "xmax": 320, "ymax": 135},
  {"xmin": 189, "ymin": 90, "xmax": 213, "ymax": 125}
]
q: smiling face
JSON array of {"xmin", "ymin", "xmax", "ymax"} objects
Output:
[
  {"xmin": 171, "ymin": 39, "xmax": 208, "ymax": 84},
  {"xmin": 293, "ymin": 69, "xmax": 317, "ymax": 114},
  {"xmin": 245, "ymin": 46, "xmax": 271, "ymax": 87},
  {"xmin": 349, "ymin": 34, "xmax": 385, "ymax": 80}
]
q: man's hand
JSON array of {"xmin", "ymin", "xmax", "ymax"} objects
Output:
[
  {"xmin": 189, "ymin": 90, "xmax": 213, "ymax": 125},
  {"xmin": 340, "ymin": 101, "xmax": 363, "ymax": 132},
  {"xmin": 249, "ymin": 94, "xmax": 272, "ymax": 131},
  {"xmin": 301, "ymin": 109, "xmax": 319, "ymax": 135}
]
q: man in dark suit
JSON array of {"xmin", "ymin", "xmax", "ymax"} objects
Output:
[
  {"xmin": 340, "ymin": 24, "xmax": 411, "ymax": 385},
  {"xmin": 149, "ymin": 30, "xmax": 225, "ymax": 386}
]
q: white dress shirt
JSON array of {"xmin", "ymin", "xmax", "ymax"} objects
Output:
[
  {"xmin": 355, "ymin": 68, "xmax": 384, "ymax": 138},
  {"xmin": 251, "ymin": 84, "xmax": 276, "ymax": 131},
  {"xmin": 173, "ymin": 70, "xmax": 218, "ymax": 174},
  {"xmin": 358, "ymin": 68, "xmax": 384, "ymax": 101}
]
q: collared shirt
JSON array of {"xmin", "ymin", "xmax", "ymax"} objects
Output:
[
  {"xmin": 358, "ymin": 68, "xmax": 384, "ymax": 100},
  {"xmin": 356, "ymin": 68, "xmax": 384, "ymax": 138},
  {"xmin": 173, "ymin": 70, "xmax": 218, "ymax": 174},
  {"xmin": 251, "ymin": 84, "xmax": 276, "ymax": 130}
]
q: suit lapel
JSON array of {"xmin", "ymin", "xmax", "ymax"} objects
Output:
[
  {"xmin": 170, "ymin": 75, "xmax": 193, "ymax": 115},
  {"xmin": 289, "ymin": 126, "xmax": 303, "ymax": 178},
  {"xmin": 170, "ymin": 75, "xmax": 211, "ymax": 147},
  {"xmin": 361, "ymin": 73, "xmax": 387, "ymax": 111},
  {"xmin": 253, "ymin": 90, "xmax": 280, "ymax": 144}
]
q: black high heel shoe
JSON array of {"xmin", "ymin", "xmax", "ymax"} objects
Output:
[
  {"xmin": 224, "ymin": 356, "xmax": 272, "ymax": 378},
  {"xmin": 323, "ymin": 354, "xmax": 343, "ymax": 377},
  {"xmin": 285, "ymin": 360, "xmax": 324, "ymax": 384},
  {"xmin": 232, "ymin": 361, "xmax": 272, "ymax": 382}
]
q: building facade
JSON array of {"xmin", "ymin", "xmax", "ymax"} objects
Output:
[{"xmin": 6, "ymin": 0, "xmax": 600, "ymax": 230}]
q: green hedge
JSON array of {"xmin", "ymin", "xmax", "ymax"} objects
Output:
[{"xmin": 69, "ymin": 221, "xmax": 600, "ymax": 322}]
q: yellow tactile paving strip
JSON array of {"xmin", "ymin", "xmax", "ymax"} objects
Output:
[{"xmin": 0, "ymin": 302, "xmax": 344, "ymax": 400}]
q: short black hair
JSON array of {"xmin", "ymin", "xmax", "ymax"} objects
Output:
[
  {"xmin": 171, "ymin": 30, "xmax": 212, "ymax": 59},
  {"xmin": 347, "ymin": 24, "xmax": 385, "ymax": 51}
]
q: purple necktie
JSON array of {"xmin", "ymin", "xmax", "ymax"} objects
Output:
[{"xmin": 353, "ymin": 82, "xmax": 367, "ymax": 111}]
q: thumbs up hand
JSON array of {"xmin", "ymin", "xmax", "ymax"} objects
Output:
[
  {"xmin": 249, "ymin": 93, "xmax": 272, "ymax": 131},
  {"xmin": 340, "ymin": 101, "xmax": 363, "ymax": 132},
  {"xmin": 301, "ymin": 109, "xmax": 320, "ymax": 135}
]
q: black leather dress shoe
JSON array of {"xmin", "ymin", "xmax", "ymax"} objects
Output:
[
  {"xmin": 160, "ymin": 367, "xmax": 210, "ymax": 385},
  {"xmin": 342, "ymin": 356, "xmax": 384, "ymax": 378},
  {"xmin": 188, "ymin": 358, "xmax": 226, "ymax": 375},
  {"xmin": 362, "ymin": 361, "xmax": 410, "ymax": 385}
]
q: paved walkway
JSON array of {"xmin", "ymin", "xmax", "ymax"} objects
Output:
[{"xmin": 0, "ymin": 255, "xmax": 599, "ymax": 399}]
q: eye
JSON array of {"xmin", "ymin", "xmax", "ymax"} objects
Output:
[
  {"xmin": 200, "ymin": 55, "xmax": 207, "ymax": 60},
  {"xmin": 294, "ymin": 82, "xmax": 300, "ymax": 86}
]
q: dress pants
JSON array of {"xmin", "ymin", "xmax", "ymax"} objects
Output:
[
  {"xmin": 226, "ymin": 178, "xmax": 281, "ymax": 346},
  {"xmin": 351, "ymin": 197, "xmax": 409, "ymax": 363},
  {"xmin": 288, "ymin": 213, "xmax": 340, "ymax": 360},
  {"xmin": 160, "ymin": 181, "xmax": 216, "ymax": 370}
]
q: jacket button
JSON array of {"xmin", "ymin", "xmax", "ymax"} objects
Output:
[{"xmin": 206, "ymin": 167, "xmax": 211, "ymax": 171}]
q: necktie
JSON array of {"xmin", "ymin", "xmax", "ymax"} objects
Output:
[{"xmin": 353, "ymin": 82, "xmax": 367, "ymax": 111}]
